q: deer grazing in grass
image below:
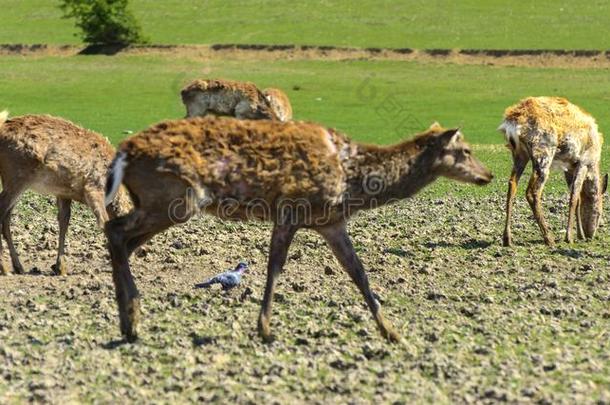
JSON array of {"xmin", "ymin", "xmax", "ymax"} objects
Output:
[
  {"xmin": 104, "ymin": 118, "xmax": 492, "ymax": 343},
  {"xmin": 0, "ymin": 112, "xmax": 131, "ymax": 275},
  {"xmin": 499, "ymin": 97, "xmax": 606, "ymax": 247},
  {"xmin": 181, "ymin": 79, "xmax": 292, "ymax": 121}
]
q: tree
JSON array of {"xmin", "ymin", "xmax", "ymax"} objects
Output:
[{"xmin": 59, "ymin": 0, "xmax": 147, "ymax": 45}]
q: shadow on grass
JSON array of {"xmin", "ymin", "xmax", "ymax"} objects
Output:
[
  {"xmin": 553, "ymin": 247, "xmax": 608, "ymax": 260},
  {"xmin": 79, "ymin": 44, "xmax": 129, "ymax": 55},
  {"xmin": 384, "ymin": 238, "xmax": 493, "ymax": 257},
  {"xmin": 102, "ymin": 338, "xmax": 132, "ymax": 350},
  {"xmin": 423, "ymin": 238, "xmax": 493, "ymax": 250},
  {"xmin": 189, "ymin": 332, "xmax": 218, "ymax": 347}
]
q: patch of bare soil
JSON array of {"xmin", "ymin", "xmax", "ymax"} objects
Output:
[
  {"xmin": 1, "ymin": 192, "xmax": 610, "ymax": 403},
  {"xmin": 2, "ymin": 43, "xmax": 610, "ymax": 69}
]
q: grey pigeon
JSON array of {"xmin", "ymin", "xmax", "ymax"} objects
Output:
[{"xmin": 195, "ymin": 262, "xmax": 248, "ymax": 290}]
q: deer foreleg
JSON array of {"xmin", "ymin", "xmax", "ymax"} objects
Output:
[
  {"xmin": 257, "ymin": 224, "xmax": 298, "ymax": 342},
  {"xmin": 316, "ymin": 221, "xmax": 400, "ymax": 343},
  {"xmin": 503, "ymin": 153, "xmax": 528, "ymax": 247},
  {"xmin": 526, "ymin": 156, "xmax": 554, "ymax": 247},
  {"xmin": 566, "ymin": 164, "xmax": 587, "ymax": 243}
]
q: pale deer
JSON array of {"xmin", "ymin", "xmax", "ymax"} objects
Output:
[
  {"xmin": 263, "ymin": 87, "xmax": 293, "ymax": 121},
  {"xmin": 499, "ymin": 97, "xmax": 606, "ymax": 247},
  {"xmin": 0, "ymin": 112, "xmax": 131, "ymax": 275},
  {"xmin": 181, "ymin": 78, "xmax": 283, "ymax": 121},
  {"xmin": 104, "ymin": 118, "xmax": 492, "ymax": 343}
]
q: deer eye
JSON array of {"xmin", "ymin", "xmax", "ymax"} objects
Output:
[{"xmin": 463, "ymin": 149, "xmax": 471, "ymax": 156}]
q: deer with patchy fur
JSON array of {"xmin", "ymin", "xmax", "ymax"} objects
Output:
[
  {"xmin": 181, "ymin": 79, "xmax": 291, "ymax": 121},
  {"xmin": 0, "ymin": 112, "xmax": 131, "ymax": 275},
  {"xmin": 262, "ymin": 87, "xmax": 293, "ymax": 121},
  {"xmin": 499, "ymin": 97, "xmax": 606, "ymax": 247},
  {"xmin": 104, "ymin": 118, "xmax": 492, "ymax": 343}
]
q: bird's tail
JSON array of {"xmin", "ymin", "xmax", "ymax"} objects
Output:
[{"xmin": 194, "ymin": 278, "xmax": 216, "ymax": 289}]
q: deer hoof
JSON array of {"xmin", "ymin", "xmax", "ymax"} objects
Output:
[
  {"xmin": 381, "ymin": 327, "xmax": 402, "ymax": 344},
  {"xmin": 0, "ymin": 261, "xmax": 11, "ymax": 275},
  {"xmin": 125, "ymin": 331, "xmax": 138, "ymax": 343},
  {"xmin": 52, "ymin": 258, "xmax": 68, "ymax": 276},
  {"xmin": 12, "ymin": 262, "xmax": 25, "ymax": 275},
  {"xmin": 258, "ymin": 318, "xmax": 274, "ymax": 343},
  {"xmin": 120, "ymin": 321, "xmax": 138, "ymax": 343},
  {"xmin": 502, "ymin": 235, "xmax": 512, "ymax": 247}
]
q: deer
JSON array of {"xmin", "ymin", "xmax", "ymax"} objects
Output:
[
  {"xmin": 262, "ymin": 87, "xmax": 293, "ymax": 121},
  {"xmin": 499, "ymin": 96, "xmax": 606, "ymax": 247},
  {"xmin": 181, "ymin": 79, "xmax": 292, "ymax": 122},
  {"xmin": 0, "ymin": 112, "xmax": 131, "ymax": 275},
  {"xmin": 104, "ymin": 117, "xmax": 492, "ymax": 343}
]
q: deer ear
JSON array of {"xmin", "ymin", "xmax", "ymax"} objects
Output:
[
  {"xmin": 428, "ymin": 121, "xmax": 443, "ymax": 131},
  {"xmin": 603, "ymin": 173, "xmax": 608, "ymax": 194},
  {"xmin": 438, "ymin": 128, "xmax": 460, "ymax": 145}
]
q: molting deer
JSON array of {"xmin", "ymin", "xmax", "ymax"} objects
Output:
[
  {"xmin": 0, "ymin": 112, "xmax": 131, "ymax": 275},
  {"xmin": 262, "ymin": 87, "xmax": 293, "ymax": 121},
  {"xmin": 181, "ymin": 79, "xmax": 291, "ymax": 121},
  {"xmin": 499, "ymin": 97, "xmax": 606, "ymax": 247},
  {"xmin": 104, "ymin": 118, "xmax": 492, "ymax": 343}
]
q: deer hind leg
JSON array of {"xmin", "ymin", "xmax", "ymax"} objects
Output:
[
  {"xmin": 525, "ymin": 153, "xmax": 555, "ymax": 247},
  {"xmin": 0, "ymin": 180, "xmax": 29, "ymax": 275},
  {"xmin": 565, "ymin": 164, "xmax": 587, "ymax": 243},
  {"xmin": 53, "ymin": 198, "xmax": 72, "ymax": 276},
  {"xmin": 576, "ymin": 200, "xmax": 585, "ymax": 239},
  {"xmin": 503, "ymin": 152, "xmax": 529, "ymax": 247},
  {"xmin": 564, "ymin": 170, "xmax": 586, "ymax": 240},
  {"xmin": 105, "ymin": 210, "xmax": 174, "ymax": 342},
  {"xmin": 257, "ymin": 224, "xmax": 298, "ymax": 342},
  {"xmin": 316, "ymin": 221, "xmax": 401, "ymax": 343},
  {"xmin": 85, "ymin": 189, "xmax": 109, "ymax": 229}
]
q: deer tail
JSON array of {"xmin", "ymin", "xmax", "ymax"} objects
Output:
[
  {"xmin": 105, "ymin": 151, "xmax": 128, "ymax": 207},
  {"xmin": 0, "ymin": 110, "xmax": 9, "ymax": 127}
]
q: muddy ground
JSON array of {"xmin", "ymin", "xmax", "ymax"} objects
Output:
[
  {"xmin": 3, "ymin": 43, "xmax": 610, "ymax": 69},
  {"xmin": 0, "ymin": 192, "xmax": 609, "ymax": 403}
]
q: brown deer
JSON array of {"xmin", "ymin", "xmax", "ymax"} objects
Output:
[
  {"xmin": 0, "ymin": 112, "xmax": 131, "ymax": 275},
  {"xmin": 263, "ymin": 87, "xmax": 293, "ymax": 121},
  {"xmin": 104, "ymin": 118, "xmax": 492, "ymax": 343},
  {"xmin": 499, "ymin": 97, "xmax": 606, "ymax": 247},
  {"xmin": 181, "ymin": 79, "xmax": 287, "ymax": 121}
]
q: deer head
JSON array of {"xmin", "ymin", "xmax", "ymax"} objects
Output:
[
  {"xmin": 580, "ymin": 172, "xmax": 608, "ymax": 239},
  {"xmin": 429, "ymin": 124, "xmax": 493, "ymax": 186}
]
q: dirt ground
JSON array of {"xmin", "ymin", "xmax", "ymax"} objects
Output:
[
  {"xmin": 2, "ymin": 43, "xmax": 610, "ymax": 69},
  {"xmin": 0, "ymin": 192, "xmax": 609, "ymax": 403}
]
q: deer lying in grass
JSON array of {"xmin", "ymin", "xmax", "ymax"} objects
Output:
[
  {"xmin": 0, "ymin": 112, "xmax": 131, "ymax": 275},
  {"xmin": 104, "ymin": 118, "xmax": 492, "ymax": 343},
  {"xmin": 499, "ymin": 97, "xmax": 606, "ymax": 247},
  {"xmin": 181, "ymin": 79, "xmax": 291, "ymax": 121},
  {"xmin": 262, "ymin": 87, "xmax": 293, "ymax": 121}
]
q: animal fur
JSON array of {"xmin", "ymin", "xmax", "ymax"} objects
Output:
[
  {"xmin": 0, "ymin": 112, "xmax": 131, "ymax": 275},
  {"xmin": 263, "ymin": 87, "xmax": 293, "ymax": 121},
  {"xmin": 498, "ymin": 96, "xmax": 605, "ymax": 246},
  {"xmin": 180, "ymin": 78, "xmax": 279, "ymax": 121},
  {"xmin": 104, "ymin": 116, "xmax": 492, "ymax": 343}
]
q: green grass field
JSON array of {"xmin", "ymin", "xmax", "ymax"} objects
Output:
[
  {"xmin": 1, "ymin": 53, "xmax": 610, "ymax": 196},
  {"xmin": 2, "ymin": 0, "xmax": 610, "ymax": 49},
  {"xmin": 2, "ymin": 2, "xmax": 610, "ymax": 402}
]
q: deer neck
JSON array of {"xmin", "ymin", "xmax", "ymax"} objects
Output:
[{"xmin": 344, "ymin": 139, "xmax": 439, "ymax": 209}]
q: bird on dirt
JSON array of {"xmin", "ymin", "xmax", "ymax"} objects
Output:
[{"xmin": 195, "ymin": 262, "xmax": 248, "ymax": 290}]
